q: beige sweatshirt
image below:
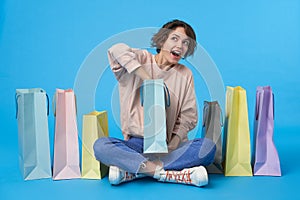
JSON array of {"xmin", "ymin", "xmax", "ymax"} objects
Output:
[{"xmin": 108, "ymin": 43, "xmax": 198, "ymax": 143}]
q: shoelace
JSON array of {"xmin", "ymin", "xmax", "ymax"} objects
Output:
[
  {"xmin": 164, "ymin": 170, "xmax": 192, "ymax": 184},
  {"xmin": 124, "ymin": 172, "xmax": 135, "ymax": 181}
]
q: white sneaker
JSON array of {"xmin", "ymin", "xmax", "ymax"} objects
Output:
[
  {"xmin": 109, "ymin": 166, "xmax": 144, "ymax": 185},
  {"xmin": 155, "ymin": 166, "xmax": 208, "ymax": 187}
]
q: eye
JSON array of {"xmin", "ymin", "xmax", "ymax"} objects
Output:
[
  {"xmin": 183, "ymin": 40, "xmax": 190, "ymax": 46},
  {"xmin": 171, "ymin": 36, "xmax": 178, "ymax": 41}
]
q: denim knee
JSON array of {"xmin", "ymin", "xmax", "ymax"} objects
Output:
[
  {"xmin": 93, "ymin": 137, "xmax": 111, "ymax": 161},
  {"xmin": 199, "ymin": 138, "xmax": 216, "ymax": 165}
]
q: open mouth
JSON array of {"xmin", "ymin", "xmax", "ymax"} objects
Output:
[{"xmin": 171, "ymin": 50, "xmax": 181, "ymax": 59}]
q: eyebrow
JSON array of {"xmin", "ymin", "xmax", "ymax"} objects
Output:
[{"xmin": 171, "ymin": 33, "xmax": 189, "ymax": 41}]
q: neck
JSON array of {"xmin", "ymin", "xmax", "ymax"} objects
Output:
[{"xmin": 155, "ymin": 54, "xmax": 174, "ymax": 71}]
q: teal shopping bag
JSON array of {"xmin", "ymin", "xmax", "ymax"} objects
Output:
[
  {"xmin": 15, "ymin": 88, "xmax": 52, "ymax": 180},
  {"xmin": 141, "ymin": 79, "xmax": 170, "ymax": 153}
]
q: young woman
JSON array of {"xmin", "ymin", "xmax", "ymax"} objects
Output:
[{"xmin": 94, "ymin": 19, "xmax": 216, "ymax": 187}]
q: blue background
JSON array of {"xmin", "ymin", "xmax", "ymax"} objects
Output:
[{"xmin": 1, "ymin": 0, "xmax": 299, "ymax": 199}]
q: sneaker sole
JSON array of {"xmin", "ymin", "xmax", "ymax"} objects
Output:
[
  {"xmin": 198, "ymin": 166, "xmax": 208, "ymax": 187},
  {"xmin": 109, "ymin": 166, "xmax": 121, "ymax": 185}
]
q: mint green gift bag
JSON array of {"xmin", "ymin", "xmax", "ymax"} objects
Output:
[
  {"xmin": 141, "ymin": 79, "xmax": 170, "ymax": 153},
  {"xmin": 15, "ymin": 88, "xmax": 52, "ymax": 180}
]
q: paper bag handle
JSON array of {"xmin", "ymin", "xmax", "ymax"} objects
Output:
[
  {"xmin": 255, "ymin": 91, "xmax": 275, "ymax": 120},
  {"xmin": 140, "ymin": 82, "xmax": 170, "ymax": 107},
  {"xmin": 52, "ymin": 90, "xmax": 77, "ymax": 117},
  {"xmin": 15, "ymin": 93, "xmax": 20, "ymax": 119},
  {"xmin": 15, "ymin": 91, "xmax": 49, "ymax": 119},
  {"xmin": 52, "ymin": 93, "xmax": 57, "ymax": 117},
  {"xmin": 272, "ymin": 93, "xmax": 275, "ymax": 119},
  {"xmin": 202, "ymin": 101, "xmax": 223, "ymax": 127}
]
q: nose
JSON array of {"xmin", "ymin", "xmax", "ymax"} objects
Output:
[{"xmin": 176, "ymin": 40, "xmax": 183, "ymax": 49}]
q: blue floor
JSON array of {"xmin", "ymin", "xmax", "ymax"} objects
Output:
[
  {"xmin": 0, "ymin": 126, "xmax": 299, "ymax": 200},
  {"xmin": 1, "ymin": 1, "xmax": 300, "ymax": 199}
]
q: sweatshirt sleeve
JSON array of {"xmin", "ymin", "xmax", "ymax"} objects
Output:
[
  {"xmin": 107, "ymin": 43, "xmax": 144, "ymax": 80},
  {"xmin": 172, "ymin": 76, "xmax": 198, "ymax": 141}
]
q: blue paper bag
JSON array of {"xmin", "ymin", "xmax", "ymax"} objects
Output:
[
  {"xmin": 141, "ymin": 79, "xmax": 170, "ymax": 153},
  {"xmin": 15, "ymin": 88, "xmax": 52, "ymax": 180}
]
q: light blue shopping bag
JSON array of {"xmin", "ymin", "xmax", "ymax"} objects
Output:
[
  {"xmin": 141, "ymin": 79, "xmax": 170, "ymax": 153},
  {"xmin": 15, "ymin": 88, "xmax": 52, "ymax": 180}
]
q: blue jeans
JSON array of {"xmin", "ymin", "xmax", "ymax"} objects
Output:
[{"xmin": 93, "ymin": 137, "xmax": 216, "ymax": 174}]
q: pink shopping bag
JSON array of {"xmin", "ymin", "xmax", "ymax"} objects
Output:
[{"xmin": 52, "ymin": 89, "xmax": 81, "ymax": 180}]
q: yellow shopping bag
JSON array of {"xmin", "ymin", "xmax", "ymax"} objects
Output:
[
  {"xmin": 81, "ymin": 111, "xmax": 109, "ymax": 179},
  {"xmin": 224, "ymin": 86, "xmax": 252, "ymax": 176}
]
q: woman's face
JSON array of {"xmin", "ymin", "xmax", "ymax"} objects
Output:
[{"xmin": 159, "ymin": 27, "xmax": 190, "ymax": 64}]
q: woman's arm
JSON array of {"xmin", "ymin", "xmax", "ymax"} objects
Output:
[
  {"xmin": 108, "ymin": 43, "xmax": 151, "ymax": 81},
  {"xmin": 169, "ymin": 76, "xmax": 198, "ymax": 150}
]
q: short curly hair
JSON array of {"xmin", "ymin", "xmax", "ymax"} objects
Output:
[{"xmin": 151, "ymin": 19, "xmax": 197, "ymax": 57}]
